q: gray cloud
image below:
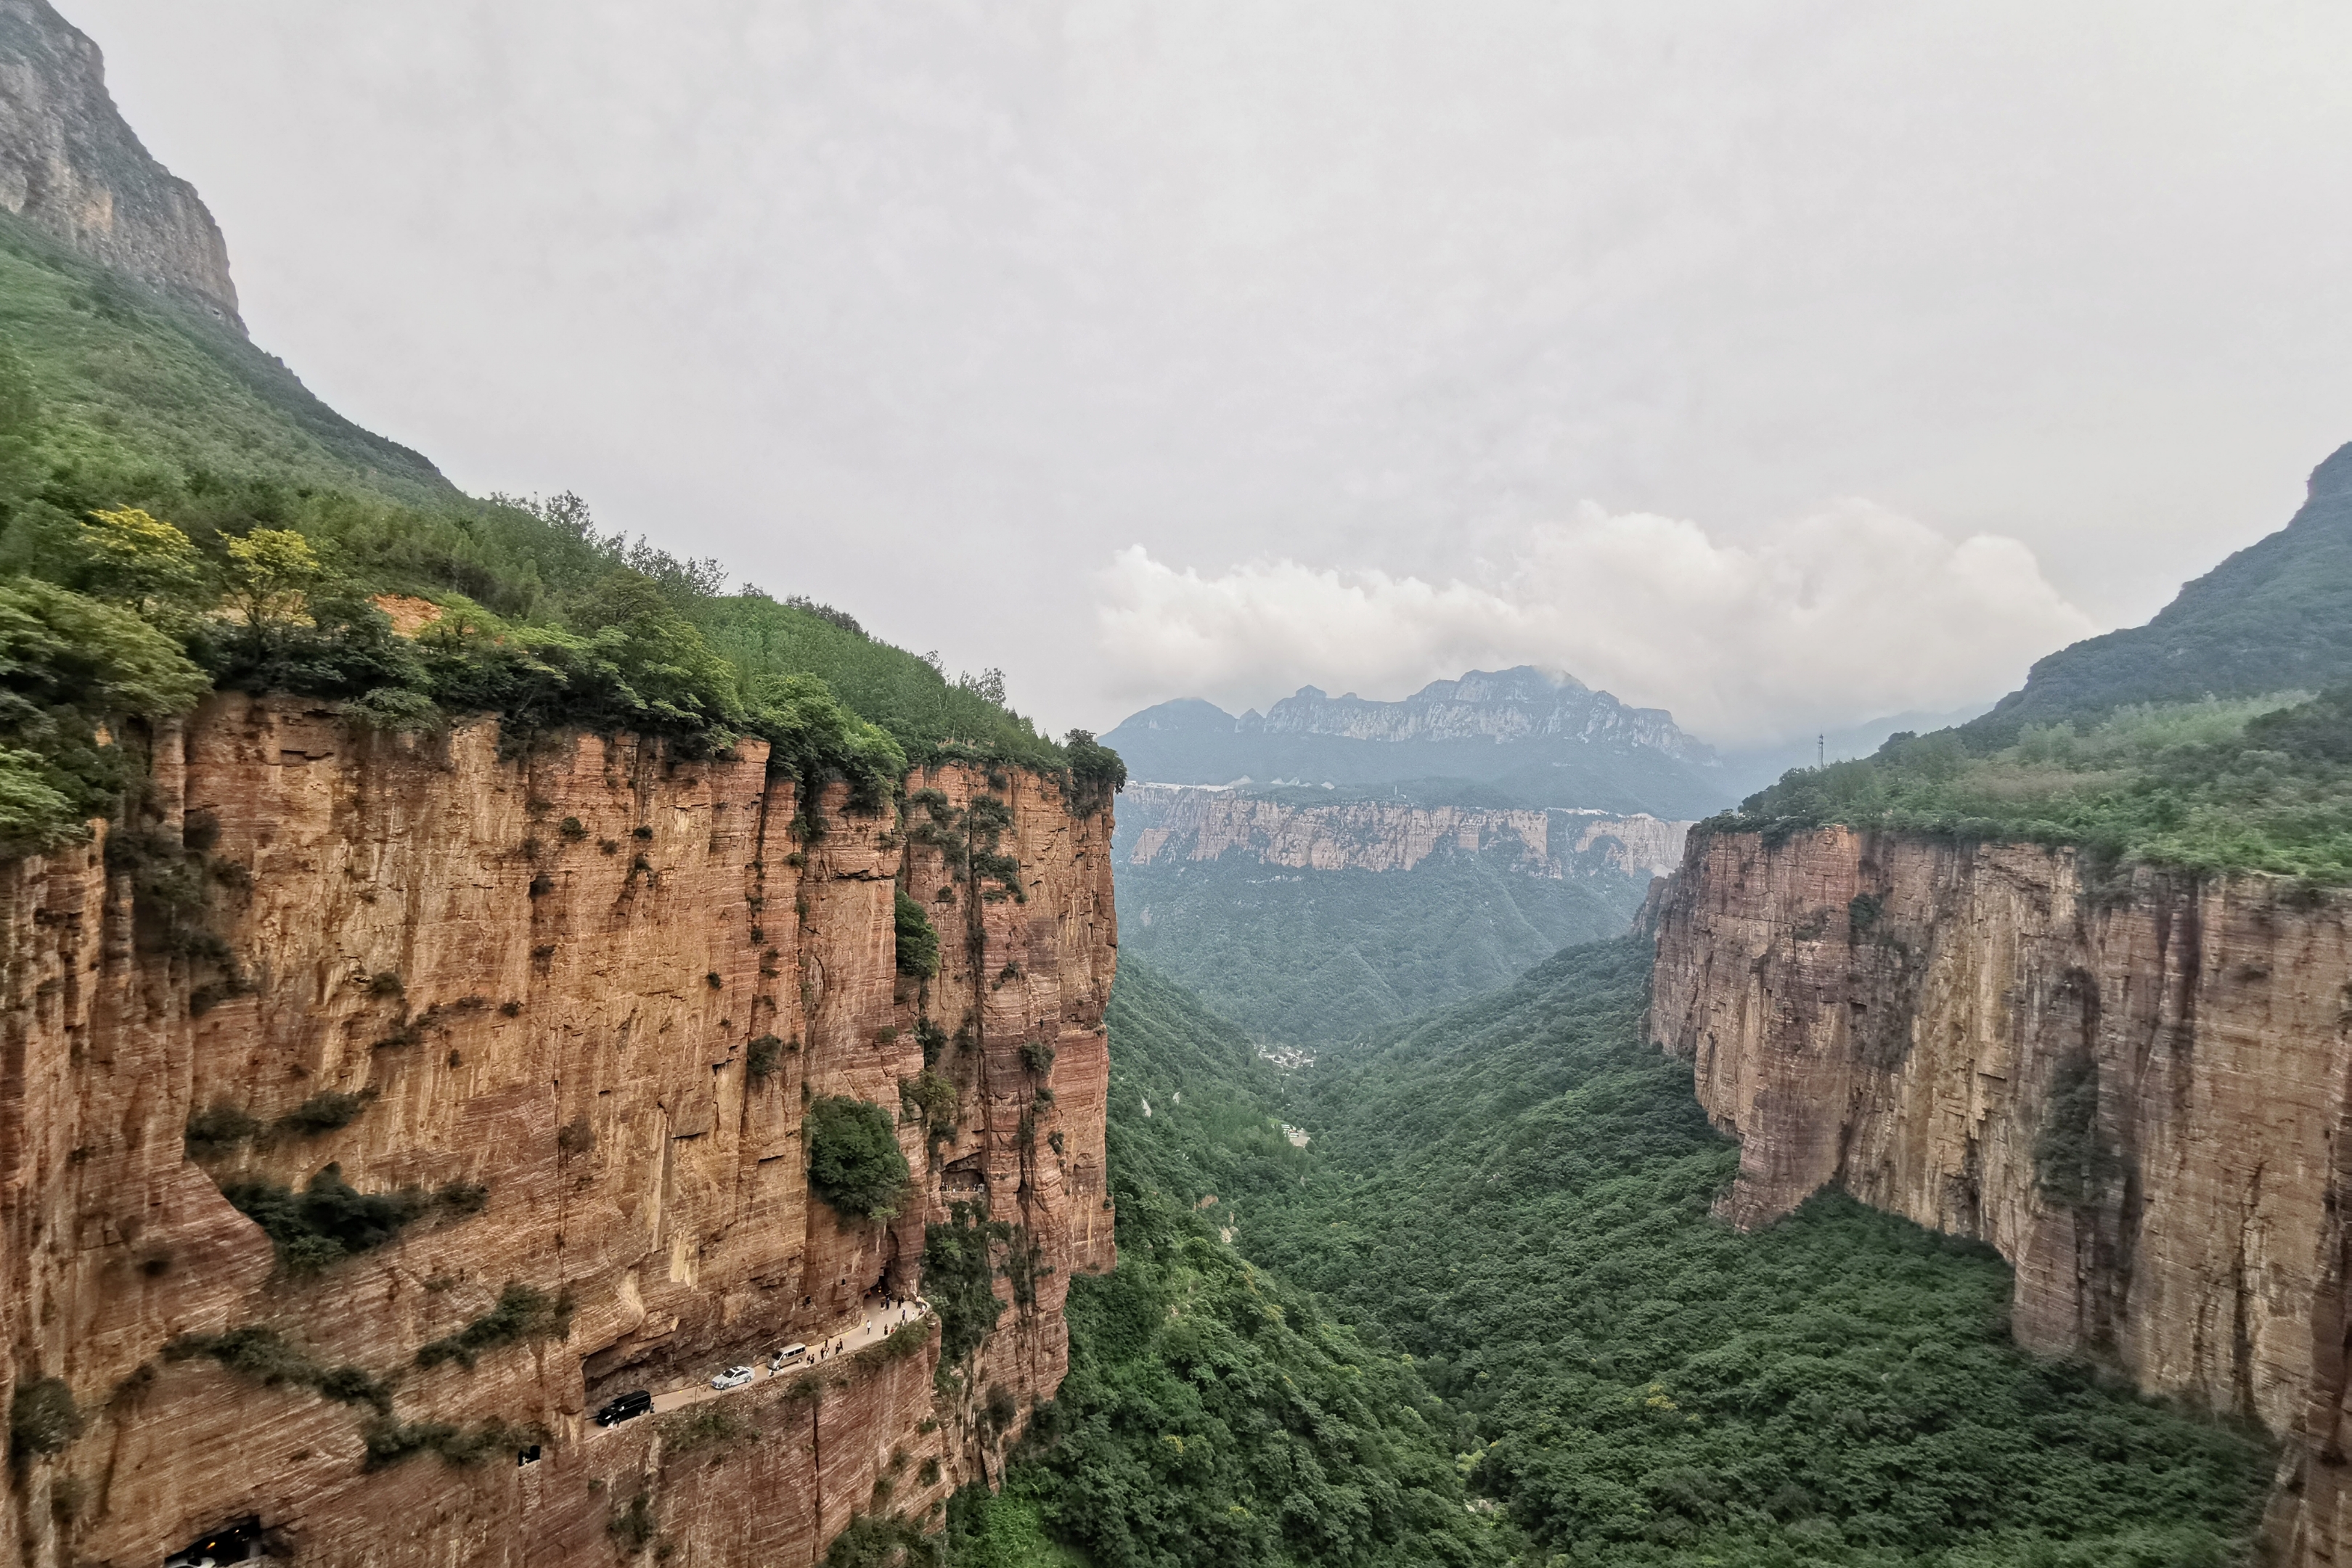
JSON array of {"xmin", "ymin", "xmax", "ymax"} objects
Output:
[{"xmin": 66, "ymin": 0, "xmax": 2352, "ymax": 743}]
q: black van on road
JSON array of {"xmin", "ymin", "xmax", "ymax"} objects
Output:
[{"xmin": 595, "ymin": 1390, "xmax": 653, "ymax": 1426}]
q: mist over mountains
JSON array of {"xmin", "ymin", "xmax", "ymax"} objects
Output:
[{"xmin": 1104, "ymin": 665, "xmax": 1732, "ymax": 819}]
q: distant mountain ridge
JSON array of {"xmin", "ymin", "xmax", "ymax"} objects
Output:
[
  {"xmin": 1104, "ymin": 665, "xmax": 1732, "ymax": 819},
  {"xmin": 1249, "ymin": 666, "xmax": 1710, "ymax": 756}
]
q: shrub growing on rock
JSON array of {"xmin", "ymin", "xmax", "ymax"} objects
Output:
[
  {"xmin": 894, "ymin": 889, "xmax": 940, "ymax": 979},
  {"xmin": 806, "ymin": 1095, "xmax": 910, "ymax": 1221}
]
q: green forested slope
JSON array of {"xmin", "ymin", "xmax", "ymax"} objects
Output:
[
  {"xmin": 1711, "ymin": 441, "xmax": 2352, "ymax": 883},
  {"xmin": 0, "ymin": 211, "xmax": 451, "ymax": 503},
  {"xmin": 0, "ymin": 208, "xmax": 1098, "ymax": 852},
  {"xmin": 957, "ymin": 950, "xmax": 2269, "ymax": 1566},
  {"xmin": 1965, "ymin": 441, "xmax": 2352, "ymax": 741},
  {"xmin": 1247, "ymin": 939, "xmax": 2271, "ymax": 1566},
  {"xmin": 1721, "ymin": 690, "xmax": 2352, "ymax": 883},
  {"xmin": 1116, "ymin": 851, "xmax": 1650, "ymax": 1044},
  {"xmin": 950, "ymin": 958, "xmax": 1502, "ymax": 1567}
]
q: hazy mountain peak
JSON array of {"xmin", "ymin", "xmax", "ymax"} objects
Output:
[
  {"xmin": 2308, "ymin": 438, "xmax": 2352, "ymax": 502},
  {"xmin": 1412, "ymin": 666, "xmax": 1591, "ymax": 704},
  {"xmin": 1105, "ymin": 666, "xmax": 1729, "ymax": 817}
]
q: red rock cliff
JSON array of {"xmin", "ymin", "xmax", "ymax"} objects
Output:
[
  {"xmin": 0, "ymin": 695, "xmax": 1115, "ymax": 1567},
  {"xmin": 1647, "ymin": 826, "xmax": 2352, "ymax": 1562}
]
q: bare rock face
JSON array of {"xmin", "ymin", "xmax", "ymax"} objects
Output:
[
  {"xmin": 1119, "ymin": 783, "xmax": 1689, "ymax": 880},
  {"xmin": 0, "ymin": 0, "xmax": 242, "ymax": 329},
  {"xmin": 1647, "ymin": 825, "xmax": 2352, "ymax": 1562},
  {"xmin": 0, "ymin": 695, "xmax": 1114, "ymax": 1567}
]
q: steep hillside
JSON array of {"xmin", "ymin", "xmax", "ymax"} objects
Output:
[
  {"xmin": 1104, "ymin": 667, "xmax": 1732, "ymax": 819},
  {"xmin": 1248, "ymin": 939, "xmax": 2272, "ymax": 1566},
  {"xmin": 1962, "ymin": 440, "xmax": 2352, "ymax": 743},
  {"xmin": 1114, "ymin": 785, "xmax": 1678, "ymax": 1042},
  {"xmin": 0, "ymin": 204, "xmax": 446, "ymax": 502}
]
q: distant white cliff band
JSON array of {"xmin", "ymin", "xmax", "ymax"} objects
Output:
[{"xmin": 1118, "ymin": 783, "xmax": 1690, "ymax": 882}]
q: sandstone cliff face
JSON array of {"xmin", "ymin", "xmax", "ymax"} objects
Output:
[
  {"xmin": 1647, "ymin": 827, "xmax": 2352, "ymax": 1561},
  {"xmin": 1118, "ymin": 784, "xmax": 1688, "ymax": 881},
  {"xmin": 0, "ymin": 695, "xmax": 1114, "ymax": 1567},
  {"xmin": 0, "ymin": 0, "xmax": 241, "ymax": 329}
]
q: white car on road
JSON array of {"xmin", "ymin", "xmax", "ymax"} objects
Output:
[{"xmin": 711, "ymin": 1365, "xmax": 754, "ymax": 1391}]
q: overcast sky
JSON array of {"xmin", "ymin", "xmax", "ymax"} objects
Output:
[{"xmin": 68, "ymin": 0, "xmax": 2352, "ymax": 745}]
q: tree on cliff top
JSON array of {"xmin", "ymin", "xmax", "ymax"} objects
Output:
[{"xmin": 0, "ymin": 212, "xmax": 1100, "ymax": 829}]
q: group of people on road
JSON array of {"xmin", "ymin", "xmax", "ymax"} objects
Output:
[{"xmin": 799, "ymin": 1292, "xmax": 928, "ymax": 1363}]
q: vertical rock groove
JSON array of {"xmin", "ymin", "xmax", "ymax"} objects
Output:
[{"xmin": 0, "ymin": 694, "xmax": 1114, "ymax": 1567}]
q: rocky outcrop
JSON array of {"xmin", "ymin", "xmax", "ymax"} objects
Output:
[
  {"xmin": 0, "ymin": 695, "xmax": 1114, "ymax": 1567},
  {"xmin": 1647, "ymin": 826, "xmax": 2352, "ymax": 1562},
  {"xmin": 0, "ymin": 0, "xmax": 241, "ymax": 328},
  {"xmin": 1119, "ymin": 784, "xmax": 1687, "ymax": 881}
]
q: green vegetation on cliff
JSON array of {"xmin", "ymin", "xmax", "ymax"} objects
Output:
[
  {"xmin": 1718, "ymin": 690, "xmax": 2352, "ymax": 883},
  {"xmin": 0, "ymin": 209, "xmax": 1095, "ymax": 852},
  {"xmin": 806, "ymin": 1095, "xmax": 913, "ymax": 1221}
]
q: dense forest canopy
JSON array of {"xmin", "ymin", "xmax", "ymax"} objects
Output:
[
  {"xmin": 946, "ymin": 948, "xmax": 2271, "ymax": 1567},
  {"xmin": 0, "ymin": 210, "xmax": 1119, "ymax": 853},
  {"xmin": 1115, "ymin": 849, "xmax": 1652, "ymax": 1045},
  {"xmin": 1718, "ymin": 691, "xmax": 2352, "ymax": 884}
]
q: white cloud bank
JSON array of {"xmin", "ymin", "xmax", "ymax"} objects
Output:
[{"xmin": 1096, "ymin": 503, "xmax": 2098, "ymax": 748}]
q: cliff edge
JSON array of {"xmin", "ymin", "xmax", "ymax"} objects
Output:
[
  {"xmin": 1648, "ymin": 825, "xmax": 2351, "ymax": 1561},
  {"xmin": 0, "ymin": 698, "xmax": 1114, "ymax": 1567}
]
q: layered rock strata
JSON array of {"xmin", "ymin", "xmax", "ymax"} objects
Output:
[
  {"xmin": 1119, "ymin": 784, "xmax": 1688, "ymax": 881},
  {"xmin": 0, "ymin": 0, "xmax": 242, "ymax": 328},
  {"xmin": 1647, "ymin": 826, "xmax": 2352, "ymax": 1561},
  {"xmin": 0, "ymin": 694, "xmax": 1114, "ymax": 1567}
]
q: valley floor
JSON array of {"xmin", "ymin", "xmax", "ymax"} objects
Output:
[{"xmin": 948, "ymin": 942, "xmax": 2274, "ymax": 1568}]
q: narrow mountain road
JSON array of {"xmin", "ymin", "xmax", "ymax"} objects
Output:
[{"xmin": 595, "ymin": 1297, "xmax": 932, "ymax": 1435}]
